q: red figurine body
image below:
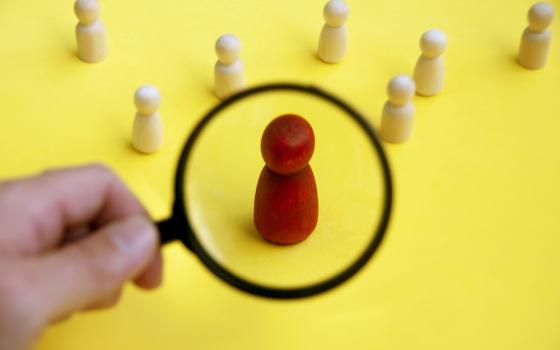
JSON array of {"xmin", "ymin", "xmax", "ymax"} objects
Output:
[{"xmin": 254, "ymin": 114, "xmax": 319, "ymax": 245}]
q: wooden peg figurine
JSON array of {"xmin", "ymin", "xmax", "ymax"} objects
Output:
[
  {"xmin": 413, "ymin": 29, "xmax": 447, "ymax": 96},
  {"xmin": 379, "ymin": 75, "xmax": 416, "ymax": 144},
  {"xmin": 254, "ymin": 115, "xmax": 319, "ymax": 245},
  {"xmin": 132, "ymin": 86, "xmax": 163, "ymax": 154},
  {"xmin": 74, "ymin": 0, "xmax": 107, "ymax": 63},
  {"xmin": 517, "ymin": 2, "xmax": 555, "ymax": 70},
  {"xmin": 318, "ymin": 0, "xmax": 349, "ymax": 63},
  {"xmin": 214, "ymin": 34, "xmax": 245, "ymax": 100}
]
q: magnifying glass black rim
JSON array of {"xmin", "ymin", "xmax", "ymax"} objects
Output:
[{"xmin": 166, "ymin": 82, "xmax": 393, "ymax": 299}]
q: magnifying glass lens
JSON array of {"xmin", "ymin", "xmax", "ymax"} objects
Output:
[{"xmin": 182, "ymin": 89, "xmax": 386, "ymax": 290}]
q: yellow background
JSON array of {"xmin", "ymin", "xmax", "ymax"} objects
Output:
[{"xmin": 0, "ymin": 0, "xmax": 559, "ymax": 348}]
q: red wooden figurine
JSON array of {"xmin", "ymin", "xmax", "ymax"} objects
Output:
[{"xmin": 254, "ymin": 114, "xmax": 319, "ymax": 245}]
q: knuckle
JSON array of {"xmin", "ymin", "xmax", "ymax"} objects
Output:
[
  {"xmin": 39, "ymin": 166, "xmax": 71, "ymax": 181},
  {"xmin": 42, "ymin": 163, "xmax": 115, "ymax": 184},
  {"xmin": 87, "ymin": 162, "xmax": 112, "ymax": 176},
  {"xmin": 38, "ymin": 168, "xmax": 56, "ymax": 178},
  {"xmin": 87, "ymin": 163, "xmax": 121, "ymax": 187}
]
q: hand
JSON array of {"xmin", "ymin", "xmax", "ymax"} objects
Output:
[{"xmin": 0, "ymin": 164, "xmax": 162, "ymax": 350}]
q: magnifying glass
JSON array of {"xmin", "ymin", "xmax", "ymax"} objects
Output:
[{"xmin": 157, "ymin": 83, "xmax": 393, "ymax": 299}]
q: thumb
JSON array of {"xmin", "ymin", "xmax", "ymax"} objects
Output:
[{"xmin": 29, "ymin": 215, "xmax": 158, "ymax": 321}]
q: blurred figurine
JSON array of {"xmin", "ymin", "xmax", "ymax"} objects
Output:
[
  {"xmin": 318, "ymin": 0, "xmax": 349, "ymax": 63},
  {"xmin": 517, "ymin": 2, "xmax": 555, "ymax": 70},
  {"xmin": 214, "ymin": 34, "xmax": 245, "ymax": 100},
  {"xmin": 75, "ymin": 0, "xmax": 107, "ymax": 63},
  {"xmin": 380, "ymin": 75, "xmax": 416, "ymax": 143},
  {"xmin": 132, "ymin": 85, "xmax": 163, "ymax": 154},
  {"xmin": 413, "ymin": 29, "xmax": 447, "ymax": 96}
]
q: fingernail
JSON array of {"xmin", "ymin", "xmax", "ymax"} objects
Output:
[{"xmin": 110, "ymin": 217, "xmax": 156, "ymax": 253}]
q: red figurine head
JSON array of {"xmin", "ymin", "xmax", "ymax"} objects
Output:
[{"xmin": 261, "ymin": 114, "xmax": 315, "ymax": 175}]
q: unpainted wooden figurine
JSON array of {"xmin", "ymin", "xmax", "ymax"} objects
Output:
[
  {"xmin": 413, "ymin": 29, "xmax": 447, "ymax": 96},
  {"xmin": 318, "ymin": 0, "xmax": 349, "ymax": 63},
  {"xmin": 214, "ymin": 34, "xmax": 245, "ymax": 100},
  {"xmin": 132, "ymin": 86, "xmax": 163, "ymax": 154},
  {"xmin": 379, "ymin": 75, "xmax": 416, "ymax": 144},
  {"xmin": 75, "ymin": 0, "xmax": 107, "ymax": 63},
  {"xmin": 517, "ymin": 2, "xmax": 555, "ymax": 70}
]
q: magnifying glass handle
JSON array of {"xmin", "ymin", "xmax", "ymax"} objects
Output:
[{"xmin": 157, "ymin": 218, "xmax": 179, "ymax": 245}]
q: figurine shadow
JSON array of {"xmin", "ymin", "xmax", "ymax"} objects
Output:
[
  {"xmin": 237, "ymin": 216, "xmax": 266, "ymax": 244},
  {"xmin": 206, "ymin": 85, "xmax": 216, "ymax": 99},
  {"xmin": 126, "ymin": 140, "xmax": 137, "ymax": 154},
  {"xmin": 490, "ymin": 37, "xmax": 522, "ymax": 71},
  {"xmin": 68, "ymin": 47, "xmax": 80, "ymax": 62},
  {"xmin": 508, "ymin": 53, "xmax": 524, "ymax": 70},
  {"xmin": 299, "ymin": 31, "xmax": 323, "ymax": 66},
  {"xmin": 46, "ymin": 22, "xmax": 81, "ymax": 67},
  {"xmin": 123, "ymin": 135, "xmax": 150, "ymax": 156},
  {"xmin": 312, "ymin": 51, "xmax": 326, "ymax": 64},
  {"xmin": 236, "ymin": 216, "xmax": 298, "ymax": 248},
  {"xmin": 50, "ymin": 41, "xmax": 81, "ymax": 68},
  {"xmin": 502, "ymin": 50, "xmax": 531, "ymax": 73}
]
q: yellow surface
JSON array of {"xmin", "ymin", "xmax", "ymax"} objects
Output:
[{"xmin": 0, "ymin": 0, "xmax": 559, "ymax": 348}]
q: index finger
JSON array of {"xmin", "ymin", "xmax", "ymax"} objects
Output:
[{"xmin": 0, "ymin": 163, "xmax": 148, "ymax": 255}]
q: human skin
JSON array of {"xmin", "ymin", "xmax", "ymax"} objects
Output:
[{"xmin": 0, "ymin": 164, "xmax": 162, "ymax": 350}]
